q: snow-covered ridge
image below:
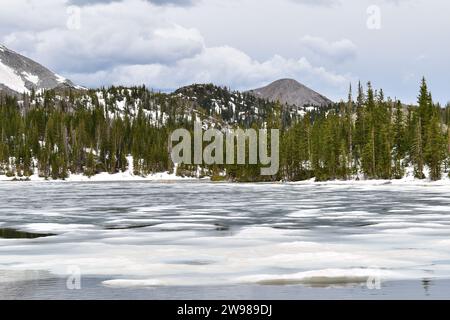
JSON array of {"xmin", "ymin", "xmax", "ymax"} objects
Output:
[{"xmin": 0, "ymin": 44, "xmax": 79, "ymax": 95}]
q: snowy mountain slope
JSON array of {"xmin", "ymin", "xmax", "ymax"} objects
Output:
[
  {"xmin": 174, "ymin": 83, "xmax": 328, "ymax": 125},
  {"xmin": 174, "ymin": 83, "xmax": 271, "ymax": 126},
  {"xmin": 247, "ymin": 78, "xmax": 332, "ymax": 107},
  {"xmin": 0, "ymin": 45, "xmax": 332, "ymax": 129},
  {"xmin": 0, "ymin": 44, "xmax": 81, "ymax": 95}
]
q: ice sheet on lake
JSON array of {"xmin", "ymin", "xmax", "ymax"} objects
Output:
[{"xmin": 1, "ymin": 182, "xmax": 450, "ymax": 288}]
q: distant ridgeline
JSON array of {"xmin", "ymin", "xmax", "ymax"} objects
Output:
[{"xmin": 0, "ymin": 79, "xmax": 449, "ymax": 182}]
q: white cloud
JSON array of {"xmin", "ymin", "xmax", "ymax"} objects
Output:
[
  {"xmin": 68, "ymin": 45, "xmax": 352, "ymax": 96},
  {"xmin": 2, "ymin": 0, "xmax": 450, "ymax": 103},
  {"xmin": 0, "ymin": 0, "xmax": 352, "ymax": 100},
  {"xmin": 3, "ymin": 0, "xmax": 204, "ymax": 73},
  {"xmin": 0, "ymin": 0, "xmax": 67, "ymax": 34},
  {"xmin": 69, "ymin": 0, "xmax": 197, "ymax": 6},
  {"xmin": 299, "ymin": 35, "xmax": 357, "ymax": 64},
  {"xmin": 288, "ymin": 0, "xmax": 340, "ymax": 6}
]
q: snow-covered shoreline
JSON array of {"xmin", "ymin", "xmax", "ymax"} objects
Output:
[
  {"xmin": 0, "ymin": 170, "xmax": 203, "ymax": 182},
  {"xmin": 287, "ymin": 177, "xmax": 450, "ymax": 187},
  {"xmin": 0, "ymin": 156, "xmax": 204, "ymax": 182},
  {"xmin": 286, "ymin": 165, "xmax": 450, "ymax": 186},
  {"xmin": 2, "ymin": 173, "xmax": 450, "ymax": 186},
  {"xmin": 1, "ymin": 159, "xmax": 450, "ymax": 185}
]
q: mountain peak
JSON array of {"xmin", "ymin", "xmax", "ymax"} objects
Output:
[
  {"xmin": 271, "ymin": 78, "xmax": 303, "ymax": 85},
  {"xmin": 0, "ymin": 44, "xmax": 81, "ymax": 96},
  {"xmin": 247, "ymin": 78, "xmax": 332, "ymax": 107}
]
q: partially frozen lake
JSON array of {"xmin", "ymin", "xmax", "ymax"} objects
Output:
[{"xmin": 1, "ymin": 181, "xmax": 450, "ymax": 299}]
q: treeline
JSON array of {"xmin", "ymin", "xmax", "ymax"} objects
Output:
[
  {"xmin": 281, "ymin": 78, "xmax": 450, "ymax": 181},
  {"xmin": 0, "ymin": 79, "xmax": 449, "ymax": 181},
  {"xmin": 0, "ymin": 90, "xmax": 172, "ymax": 179}
]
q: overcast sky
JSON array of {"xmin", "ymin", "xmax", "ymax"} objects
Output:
[{"xmin": 1, "ymin": 0, "xmax": 449, "ymax": 103}]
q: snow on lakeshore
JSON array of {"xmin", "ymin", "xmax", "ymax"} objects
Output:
[
  {"xmin": 2, "ymin": 174, "xmax": 450, "ymax": 185},
  {"xmin": 0, "ymin": 157, "xmax": 202, "ymax": 182},
  {"xmin": 1, "ymin": 159, "xmax": 449, "ymax": 185},
  {"xmin": 288, "ymin": 177, "xmax": 450, "ymax": 187},
  {"xmin": 65, "ymin": 169, "xmax": 198, "ymax": 182},
  {"xmin": 1, "ymin": 173, "xmax": 449, "ymax": 185},
  {"xmin": 287, "ymin": 164, "xmax": 450, "ymax": 187}
]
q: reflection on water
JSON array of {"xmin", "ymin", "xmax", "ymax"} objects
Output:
[{"xmin": 1, "ymin": 274, "xmax": 450, "ymax": 300}]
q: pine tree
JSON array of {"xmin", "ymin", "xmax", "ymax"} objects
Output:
[
  {"xmin": 361, "ymin": 82, "xmax": 376, "ymax": 178},
  {"xmin": 392, "ymin": 101, "xmax": 405, "ymax": 178},
  {"xmin": 418, "ymin": 77, "xmax": 433, "ymax": 134},
  {"xmin": 345, "ymin": 84, "xmax": 354, "ymax": 173},
  {"xmin": 412, "ymin": 116, "xmax": 425, "ymax": 179},
  {"xmin": 425, "ymin": 112, "xmax": 445, "ymax": 181}
]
